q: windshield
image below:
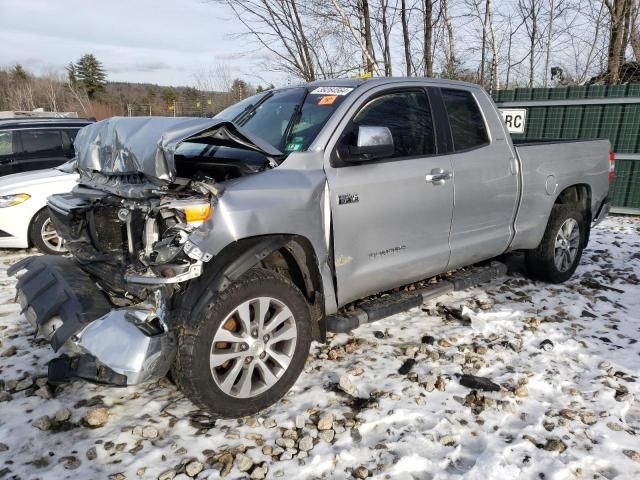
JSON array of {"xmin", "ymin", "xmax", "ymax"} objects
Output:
[
  {"xmin": 216, "ymin": 86, "xmax": 353, "ymax": 153},
  {"xmin": 216, "ymin": 92, "xmax": 269, "ymax": 123}
]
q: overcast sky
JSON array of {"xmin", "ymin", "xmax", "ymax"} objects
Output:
[{"xmin": 0, "ymin": 0, "xmax": 283, "ymax": 87}]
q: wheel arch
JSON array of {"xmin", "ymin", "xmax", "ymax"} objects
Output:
[
  {"xmin": 553, "ymin": 183, "xmax": 592, "ymax": 247},
  {"xmin": 175, "ymin": 234, "xmax": 327, "ymax": 341},
  {"xmin": 27, "ymin": 206, "xmax": 49, "ymax": 248}
]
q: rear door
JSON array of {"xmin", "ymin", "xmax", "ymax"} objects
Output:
[
  {"xmin": 436, "ymin": 87, "xmax": 519, "ymax": 269},
  {"xmin": 0, "ymin": 130, "xmax": 18, "ymax": 176},
  {"xmin": 15, "ymin": 128, "xmax": 77, "ymax": 173},
  {"xmin": 325, "ymin": 87, "xmax": 454, "ymax": 306}
]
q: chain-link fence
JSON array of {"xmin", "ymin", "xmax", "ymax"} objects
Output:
[
  {"xmin": 125, "ymin": 102, "xmax": 219, "ymax": 118},
  {"xmin": 494, "ymin": 83, "xmax": 640, "ymax": 213},
  {"xmin": 124, "ymin": 94, "xmax": 241, "ymax": 118}
]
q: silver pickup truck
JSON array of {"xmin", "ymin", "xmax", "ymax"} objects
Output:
[{"xmin": 10, "ymin": 78, "xmax": 612, "ymax": 417}]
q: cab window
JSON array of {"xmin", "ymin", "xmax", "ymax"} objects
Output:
[
  {"xmin": 352, "ymin": 90, "xmax": 435, "ymax": 159},
  {"xmin": 441, "ymin": 89, "xmax": 489, "ymax": 151}
]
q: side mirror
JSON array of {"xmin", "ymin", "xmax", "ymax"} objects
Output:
[{"xmin": 347, "ymin": 126, "xmax": 394, "ymax": 161}]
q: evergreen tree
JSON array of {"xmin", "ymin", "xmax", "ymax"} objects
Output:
[
  {"xmin": 183, "ymin": 86, "xmax": 199, "ymax": 105},
  {"xmin": 161, "ymin": 87, "xmax": 178, "ymax": 105},
  {"xmin": 230, "ymin": 78, "xmax": 249, "ymax": 100},
  {"xmin": 73, "ymin": 54, "xmax": 106, "ymax": 98},
  {"xmin": 11, "ymin": 64, "xmax": 28, "ymax": 81}
]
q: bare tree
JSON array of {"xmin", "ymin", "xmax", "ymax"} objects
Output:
[
  {"xmin": 66, "ymin": 78, "xmax": 91, "ymax": 116},
  {"xmin": 547, "ymin": 0, "xmax": 608, "ymax": 84},
  {"xmin": 400, "ymin": 0, "xmax": 413, "ymax": 75},
  {"xmin": 423, "ymin": 0, "xmax": 433, "ymax": 76},
  {"xmin": 361, "ymin": 0, "xmax": 378, "ymax": 74},
  {"xmin": 39, "ymin": 70, "xmax": 68, "ymax": 112},
  {"xmin": 500, "ymin": 13, "xmax": 527, "ymax": 88},
  {"xmin": 604, "ymin": 0, "xmax": 632, "ymax": 83},
  {"xmin": 378, "ymin": 0, "xmax": 394, "ymax": 75},
  {"xmin": 222, "ymin": 0, "xmax": 319, "ymax": 80},
  {"xmin": 442, "ymin": 0, "xmax": 456, "ymax": 77},
  {"xmin": 487, "ymin": 0, "xmax": 499, "ymax": 89},
  {"xmin": 6, "ymin": 66, "xmax": 36, "ymax": 111},
  {"xmin": 543, "ymin": 0, "xmax": 556, "ymax": 86},
  {"xmin": 630, "ymin": 0, "xmax": 640, "ymax": 59},
  {"xmin": 517, "ymin": 0, "xmax": 544, "ymax": 86},
  {"xmin": 329, "ymin": 0, "xmax": 382, "ymax": 75},
  {"xmin": 479, "ymin": 0, "xmax": 489, "ymax": 85}
]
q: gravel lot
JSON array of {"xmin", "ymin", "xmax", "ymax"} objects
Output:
[{"xmin": 1, "ymin": 216, "xmax": 639, "ymax": 480}]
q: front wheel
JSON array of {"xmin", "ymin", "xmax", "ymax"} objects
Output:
[
  {"xmin": 525, "ymin": 204, "xmax": 585, "ymax": 283},
  {"xmin": 172, "ymin": 269, "xmax": 312, "ymax": 417}
]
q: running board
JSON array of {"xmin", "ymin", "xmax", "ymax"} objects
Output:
[{"xmin": 325, "ymin": 261, "xmax": 507, "ymax": 333}]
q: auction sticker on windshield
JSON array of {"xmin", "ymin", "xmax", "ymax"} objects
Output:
[
  {"xmin": 310, "ymin": 87, "xmax": 354, "ymax": 96},
  {"xmin": 318, "ymin": 95, "xmax": 338, "ymax": 105}
]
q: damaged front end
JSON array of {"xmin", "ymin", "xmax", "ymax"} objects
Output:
[
  {"xmin": 9, "ymin": 117, "xmax": 281, "ymax": 386},
  {"xmin": 9, "ymin": 255, "xmax": 176, "ymax": 386}
]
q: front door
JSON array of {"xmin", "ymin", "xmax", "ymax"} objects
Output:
[{"xmin": 325, "ymin": 88, "xmax": 454, "ymax": 306}]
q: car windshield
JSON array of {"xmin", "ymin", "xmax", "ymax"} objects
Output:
[{"xmin": 216, "ymin": 86, "xmax": 354, "ymax": 153}]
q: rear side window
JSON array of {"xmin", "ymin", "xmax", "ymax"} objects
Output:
[
  {"xmin": 0, "ymin": 131, "xmax": 16, "ymax": 157},
  {"xmin": 441, "ymin": 89, "xmax": 489, "ymax": 151},
  {"xmin": 20, "ymin": 129, "xmax": 64, "ymax": 155},
  {"xmin": 353, "ymin": 90, "xmax": 435, "ymax": 158}
]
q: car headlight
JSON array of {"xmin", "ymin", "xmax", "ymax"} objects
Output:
[{"xmin": 0, "ymin": 193, "xmax": 31, "ymax": 208}]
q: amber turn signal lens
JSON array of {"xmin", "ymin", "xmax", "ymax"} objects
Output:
[{"xmin": 184, "ymin": 204, "xmax": 212, "ymax": 223}]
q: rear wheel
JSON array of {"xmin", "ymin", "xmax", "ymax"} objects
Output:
[
  {"xmin": 526, "ymin": 204, "xmax": 585, "ymax": 283},
  {"xmin": 172, "ymin": 268, "xmax": 312, "ymax": 417},
  {"xmin": 29, "ymin": 209, "xmax": 66, "ymax": 255}
]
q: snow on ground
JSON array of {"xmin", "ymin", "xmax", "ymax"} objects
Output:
[{"xmin": 1, "ymin": 216, "xmax": 639, "ymax": 480}]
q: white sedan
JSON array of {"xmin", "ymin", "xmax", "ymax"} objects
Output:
[{"xmin": 0, "ymin": 168, "xmax": 77, "ymax": 254}]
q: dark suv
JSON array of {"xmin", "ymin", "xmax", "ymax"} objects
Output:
[{"xmin": 0, "ymin": 118, "xmax": 94, "ymax": 176}]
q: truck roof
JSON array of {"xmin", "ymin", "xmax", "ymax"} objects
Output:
[{"xmin": 304, "ymin": 77, "xmax": 483, "ymax": 91}]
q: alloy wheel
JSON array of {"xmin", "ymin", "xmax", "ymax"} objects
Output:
[
  {"xmin": 210, "ymin": 296, "xmax": 297, "ymax": 398},
  {"xmin": 40, "ymin": 217, "xmax": 66, "ymax": 252},
  {"xmin": 554, "ymin": 218, "xmax": 580, "ymax": 272}
]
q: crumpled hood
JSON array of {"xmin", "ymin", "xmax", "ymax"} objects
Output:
[{"xmin": 74, "ymin": 116, "xmax": 283, "ymax": 185}]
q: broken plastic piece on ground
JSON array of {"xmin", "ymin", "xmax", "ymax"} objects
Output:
[{"xmin": 459, "ymin": 374, "xmax": 501, "ymax": 392}]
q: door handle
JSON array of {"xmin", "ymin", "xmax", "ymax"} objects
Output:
[{"xmin": 425, "ymin": 168, "xmax": 452, "ymax": 185}]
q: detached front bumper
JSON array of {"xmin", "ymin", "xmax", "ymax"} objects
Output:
[{"xmin": 8, "ymin": 256, "xmax": 176, "ymax": 386}]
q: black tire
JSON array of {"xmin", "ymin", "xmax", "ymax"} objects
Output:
[
  {"xmin": 29, "ymin": 208, "xmax": 67, "ymax": 255},
  {"xmin": 172, "ymin": 268, "xmax": 312, "ymax": 418},
  {"xmin": 525, "ymin": 203, "xmax": 585, "ymax": 283}
]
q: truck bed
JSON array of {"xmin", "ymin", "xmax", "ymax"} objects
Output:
[{"xmin": 508, "ymin": 138, "xmax": 610, "ymax": 251}]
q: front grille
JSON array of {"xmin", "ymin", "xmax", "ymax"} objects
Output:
[{"xmin": 0, "ymin": 229, "xmax": 12, "ymax": 238}]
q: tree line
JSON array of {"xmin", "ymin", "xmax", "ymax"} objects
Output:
[
  {"xmin": 222, "ymin": 0, "xmax": 640, "ymax": 87},
  {"xmin": 0, "ymin": 55, "xmax": 268, "ymax": 119}
]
